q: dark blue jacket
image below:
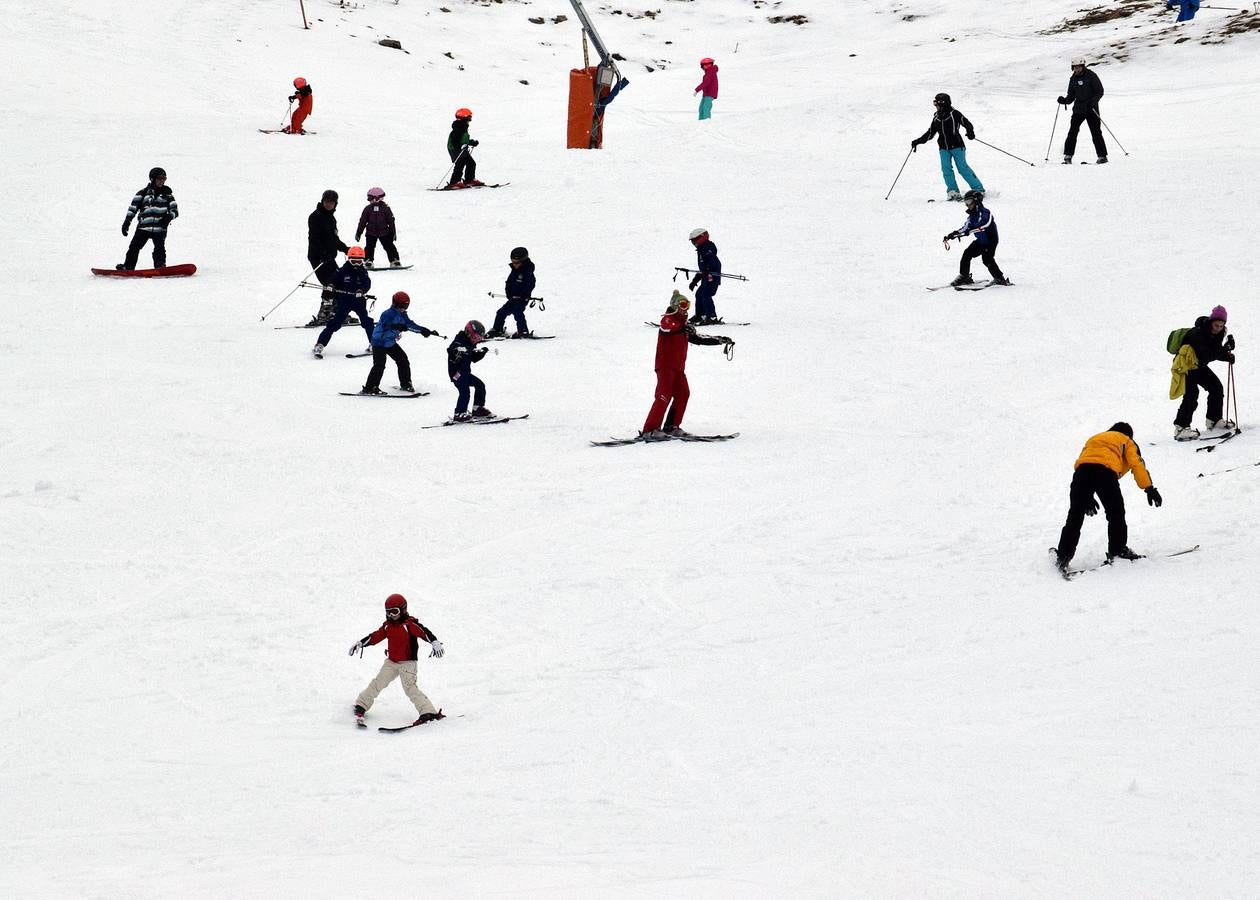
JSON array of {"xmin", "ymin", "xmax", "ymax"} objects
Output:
[
  {"xmin": 505, "ymin": 259, "xmax": 536, "ymax": 301},
  {"xmin": 372, "ymin": 307, "xmax": 432, "ymax": 348},
  {"xmin": 696, "ymin": 239, "xmax": 721, "ymax": 278},
  {"xmin": 956, "ymin": 205, "xmax": 998, "ymax": 246},
  {"xmin": 447, "ymin": 331, "xmax": 488, "ymax": 380},
  {"xmin": 330, "ymin": 262, "xmax": 371, "ymax": 298}
]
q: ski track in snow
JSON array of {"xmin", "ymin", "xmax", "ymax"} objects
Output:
[{"xmin": 1, "ymin": 0, "xmax": 1259, "ymax": 895}]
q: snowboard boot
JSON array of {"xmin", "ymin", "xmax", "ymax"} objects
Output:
[
  {"xmin": 992, "ymin": 275, "xmax": 1012, "ymax": 286},
  {"xmin": 1174, "ymin": 424, "xmax": 1200, "ymax": 441},
  {"xmin": 1207, "ymin": 418, "xmax": 1236, "ymax": 430},
  {"xmin": 399, "ymin": 383, "xmax": 416, "ymax": 393},
  {"xmin": 413, "ymin": 709, "xmax": 446, "ymax": 726},
  {"xmin": 946, "ymin": 190, "xmax": 963, "ymax": 201},
  {"xmin": 313, "ymin": 343, "xmax": 325, "ymax": 359},
  {"xmin": 1096, "ymin": 156, "xmax": 1108, "ymax": 164},
  {"xmin": 950, "ymin": 273, "xmax": 975, "ymax": 287},
  {"xmin": 390, "ymin": 259, "xmax": 403, "ymax": 268},
  {"xmin": 510, "ymin": 331, "xmax": 532, "ymax": 339},
  {"xmin": 1062, "ymin": 155, "xmax": 1072, "ymax": 165},
  {"xmin": 471, "ymin": 406, "xmax": 494, "ymax": 418},
  {"xmin": 1106, "ymin": 547, "xmax": 1144, "ymax": 563}
]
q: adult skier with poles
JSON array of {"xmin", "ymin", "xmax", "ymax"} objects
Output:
[
  {"xmin": 307, "ymin": 189, "xmax": 349, "ymax": 326},
  {"xmin": 1171, "ymin": 305, "xmax": 1237, "ymax": 440},
  {"xmin": 1058, "ymin": 58, "xmax": 1108, "ymax": 164},
  {"xmin": 1052, "ymin": 423, "xmax": 1162, "ymax": 576},
  {"xmin": 910, "ymin": 92, "xmax": 984, "ymax": 201},
  {"xmin": 349, "ymin": 594, "xmax": 445, "ymax": 729}
]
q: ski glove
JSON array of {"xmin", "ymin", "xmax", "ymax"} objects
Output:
[
  {"xmin": 1223, "ymin": 335, "xmax": 1235, "ymax": 352},
  {"xmin": 1057, "ymin": 96, "xmax": 1068, "ymax": 105},
  {"xmin": 429, "ymin": 640, "xmax": 445, "ymax": 659},
  {"xmin": 966, "ymin": 131, "xmax": 975, "ymax": 140},
  {"xmin": 689, "ymin": 276, "xmax": 701, "ymax": 290},
  {"xmin": 417, "ymin": 327, "xmax": 433, "ymax": 338},
  {"xmin": 122, "ymin": 223, "xmax": 130, "ymax": 236},
  {"xmin": 348, "ymin": 639, "xmax": 367, "ymax": 656},
  {"xmin": 468, "ymin": 140, "xmax": 479, "ymax": 147},
  {"xmin": 1084, "ymin": 499, "xmax": 1099, "ymax": 517},
  {"xmin": 1225, "ymin": 352, "xmax": 1236, "ymax": 364},
  {"xmin": 910, "ymin": 140, "xmax": 919, "ymax": 151},
  {"xmin": 1146, "ymin": 486, "xmax": 1163, "ymax": 508}
]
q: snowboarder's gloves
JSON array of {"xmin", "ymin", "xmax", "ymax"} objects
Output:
[
  {"xmin": 429, "ymin": 640, "xmax": 445, "ymax": 659},
  {"xmin": 1145, "ymin": 486, "xmax": 1163, "ymax": 508},
  {"xmin": 348, "ymin": 639, "xmax": 366, "ymax": 656},
  {"xmin": 122, "ymin": 223, "xmax": 130, "ymax": 236},
  {"xmin": 1084, "ymin": 499, "xmax": 1099, "ymax": 517}
]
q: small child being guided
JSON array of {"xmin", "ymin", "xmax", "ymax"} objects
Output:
[{"xmin": 355, "ymin": 187, "xmax": 402, "ymax": 268}]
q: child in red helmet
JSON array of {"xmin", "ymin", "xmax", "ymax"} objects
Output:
[
  {"xmin": 284, "ymin": 77, "xmax": 314, "ymax": 134},
  {"xmin": 446, "ymin": 108, "xmax": 483, "ymax": 188},
  {"xmin": 349, "ymin": 594, "xmax": 445, "ymax": 727},
  {"xmin": 695, "ymin": 58, "xmax": 719, "ymax": 120}
]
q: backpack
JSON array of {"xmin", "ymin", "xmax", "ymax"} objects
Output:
[{"xmin": 1166, "ymin": 327, "xmax": 1192, "ymax": 355}]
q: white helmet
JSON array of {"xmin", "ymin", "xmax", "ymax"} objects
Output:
[
  {"xmin": 689, "ymin": 227, "xmax": 708, "ymax": 241},
  {"xmin": 1071, "ymin": 56, "xmax": 1086, "ymax": 66}
]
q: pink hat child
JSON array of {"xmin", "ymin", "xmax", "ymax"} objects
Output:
[{"xmin": 1210, "ymin": 305, "xmax": 1228, "ymax": 323}]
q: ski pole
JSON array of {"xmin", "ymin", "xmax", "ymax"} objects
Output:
[
  {"xmin": 1044, "ymin": 103, "xmax": 1061, "ymax": 161},
  {"xmin": 280, "ymin": 98, "xmax": 293, "ymax": 131},
  {"xmin": 260, "ymin": 267, "xmax": 320, "ymax": 321},
  {"xmin": 1097, "ymin": 115, "xmax": 1130, "ymax": 156},
  {"xmin": 672, "ymin": 267, "xmax": 750, "ymax": 282},
  {"xmin": 487, "ymin": 291, "xmax": 545, "ymax": 310},
  {"xmin": 972, "ymin": 137, "xmax": 1036, "ymax": 167},
  {"xmin": 884, "ymin": 146, "xmax": 914, "ymax": 200},
  {"xmin": 435, "ymin": 146, "xmax": 468, "ymax": 190},
  {"xmin": 298, "ymin": 282, "xmax": 377, "ymax": 300}
]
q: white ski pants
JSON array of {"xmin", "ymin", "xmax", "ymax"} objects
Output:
[{"xmin": 356, "ymin": 660, "xmax": 436, "ymax": 716}]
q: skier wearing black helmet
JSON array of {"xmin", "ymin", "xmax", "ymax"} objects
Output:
[
  {"xmin": 487, "ymin": 247, "xmax": 536, "ymax": 338},
  {"xmin": 942, "ymin": 190, "xmax": 1010, "ymax": 287},
  {"xmin": 118, "ymin": 167, "xmax": 178, "ymax": 271},
  {"xmin": 910, "ymin": 93, "xmax": 985, "ymax": 202}
]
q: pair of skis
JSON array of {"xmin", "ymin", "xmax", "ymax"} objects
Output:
[
  {"xmin": 420, "ymin": 414, "xmax": 530, "ymax": 429},
  {"xmin": 1051, "ymin": 545, "xmax": 1200, "ymax": 581},
  {"xmin": 427, "ymin": 183, "xmax": 510, "ymax": 192},
  {"xmin": 339, "ymin": 390, "xmax": 429, "ymax": 398},
  {"xmin": 926, "ymin": 279, "xmax": 1012, "ymax": 292},
  {"xmin": 591, "ymin": 431, "xmax": 739, "ymax": 447},
  {"xmin": 642, "ymin": 320, "xmax": 751, "ymax": 328},
  {"xmin": 484, "ymin": 334, "xmax": 556, "ymax": 341}
]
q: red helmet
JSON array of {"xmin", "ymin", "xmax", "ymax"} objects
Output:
[
  {"xmin": 293, "ymin": 77, "xmax": 308, "ymax": 89},
  {"xmin": 392, "ymin": 291, "xmax": 410, "ymax": 308},
  {"xmin": 700, "ymin": 57, "xmax": 714, "ymax": 67},
  {"xmin": 465, "ymin": 319, "xmax": 487, "ymax": 344},
  {"xmin": 347, "ymin": 246, "xmax": 366, "ymax": 263},
  {"xmin": 455, "ymin": 107, "xmax": 473, "ymax": 120},
  {"xmin": 385, "ymin": 593, "xmax": 407, "ymax": 617}
]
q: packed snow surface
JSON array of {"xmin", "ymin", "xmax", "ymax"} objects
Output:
[{"xmin": 2, "ymin": 0, "xmax": 1258, "ymax": 895}]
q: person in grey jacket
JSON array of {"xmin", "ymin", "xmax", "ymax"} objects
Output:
[{"xmin": 119, "ymin": 167, "xmax": 178, "ymax": 270}]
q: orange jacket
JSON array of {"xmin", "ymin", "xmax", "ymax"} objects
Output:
[{"xmin": 1074, "ymin": 430, "xmax": 1152, "ymax": 489}]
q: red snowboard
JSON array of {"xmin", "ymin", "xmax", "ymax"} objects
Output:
[{"xmin": 91, "ymin": 264, "xmax": 197, "ymax": 278}]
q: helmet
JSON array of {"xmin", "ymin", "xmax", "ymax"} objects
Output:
[
  {"xmin": 1071, "ymin": 57, "xmax": 1086, "ymax": 66},
  {"xmin": 385, "ymin": 593, "xmax": 408, "ymax": 617},
  {"xmin": 321, "ymin": 189, "xmax": 339, "ymax": 203},
  {"xmin": 689, "ymin": 227, "xmax": 708, "ymax": 242},
  {"xmin": 366, "ymin": 187, "xmax": 385, "ymax": 199},
  {"xmin": 293, "ymin": 77, "xmax": 308, "ymax": 89},
  {"xmin": 962, "ymin": 189, "xmax": 984, "ymax": 205},
  {"xmin": 392, "ymin": 291, "xmax": 410, "ymax": 308},
  {"xmin": 934, "ymin": 92, "xmax": 951, "ymax": 106},
  {"xmin": 510, "ymin": 246, "xmax": 529, "ymax": 261},
  {"xmin": 465, "ymin": 319, "xmax": 487, "ymax": 343},
  {"xmin": 700, "ymin": 57, "xmax": 715, "ymax": 66},
  {"xmin": 455, "ymin": 107, "xmax": 473, "ymax": 119},
  {"xmin": 1109, "ymin": 422, "xmax": 1133, "ymax": 438},
  {"xmin": 667, "ymin": 290, "xmax": 691, "ymax": 315},
  {"xmin": 149, "ymin": 167, "xmax": 167, "ymax": 181},
  {"xmin": 347, "ymin": 246, "xmax": 366, "ymax": 264}
]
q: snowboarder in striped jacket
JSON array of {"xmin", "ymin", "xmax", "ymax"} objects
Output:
[{"xmin": 119, "ymin": 167, "xmax": 178, "ymax": 271}]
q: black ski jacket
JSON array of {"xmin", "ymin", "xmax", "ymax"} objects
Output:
[
  {"xmin": 307, "ymin": 204, "xmax": 348, "ymax": 262},
  {"xmin": 915, "ymin": 108, "xmax": 974, "ymax": 151},
  {"xmin": 1064, "ymin": 68, "xmax": 1104, "ymax": 113},
  {"xmin": 1182, "ymin": 315, "xmax": 1231, "ymax": 365}
]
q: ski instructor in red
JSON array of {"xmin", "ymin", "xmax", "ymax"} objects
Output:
[{"xmin": 641, "ymin": 290, "xmax": 732, "ymax": 439}]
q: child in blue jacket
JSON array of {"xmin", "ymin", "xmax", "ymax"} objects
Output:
[
  {"xmin": 361, "ymin": 291, "xmax": 437, "ymax": 395},
  {"xmin": 487, "ymin": 247, "xmax": 536, "ymax": 338},
  {"xmin": 314, "ymin": 247, "xmax": 374, "ymax": 357},
  {"xmin": 943, "ymin": 191, "xmax": 1009, "ymax": 287},
  {"xmin": 446, "ymin": 321, "xmax": 492, "ymax": 421}
]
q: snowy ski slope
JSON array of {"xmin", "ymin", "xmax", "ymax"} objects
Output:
[{"xmin": 2, "ymin": 0, "xmax": 1259, "ymax": 895}]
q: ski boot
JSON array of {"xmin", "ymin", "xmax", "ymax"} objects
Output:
[
  {"xmin": 354, "ymin": 705, "xmax": 366, "ymax": 728},
  {"xmin": 447, "ymin": 181, "xmax": 468, "ymax": 190},
  {"xmin": 992, "ymin": 276, "xmax": 1012, "ymax": 286},
  {"xmin": 1207, "ymin": 418, "xmax": 1236, "ymax": 430},
  {"xmin": 1096, "ymin": 156, "xmax": 1108, "ymax": 164},
  {"xmin": 452, "ymin": 412, "xmax": 473, "ymax": 423},
  {"xmin": 399, "ymin": 383, "xmax": 416, "ymax": 393},
  {"xmin": 510, "ymin": 331, "xmax": 532, "ymax": 339},
  {"xmin": 313, "ymin": 343, "xmax": 325, "ymax": 359},
  {"xmin": 1106, "ymin": 547, "xmax": 1144, "ymax": 563},
  {"xmin": 413, "ymin": 710, "xmax": 445, "ymax": 726},
  {"xmin": 1062, "ymin": 155, "xmax": 1072, "ymax": 165},
  {"xmin": 467, "ymin": 179, "xmax": 485, "ymax": 187},
  {"xmin": 950, "ymin": 273, "xmax": 974, "ymax": 287},
  {"xmin": 1174, "ymin": 424, "xmax": 1199, "ymax": 441},
  {"xmin": 471, "ymin": 406, "xmax": 494, "ymax": 418},
  {"xmin": 641, "ymin": 429, "xmax": 674, "ymax": 442},
  {"xmin": 946, "ymin": 190, "xmax": 963, "ymax": 201},
  {"xmin": 485, "ymin": 327, "xmax": 506, "ymax": 339}
]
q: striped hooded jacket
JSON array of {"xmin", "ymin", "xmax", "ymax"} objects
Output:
[{"xmin": 123, "ymin": 184, "xmax": 178, "ymax": 234}]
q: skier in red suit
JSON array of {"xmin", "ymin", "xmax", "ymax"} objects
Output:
[
  {"xmin": 285, "ymin": 77, "xmax": 314, "ymax": 134},
  {"xmin": 641, "ymin": 290, "xmax": 732, "ymax": 439},
  {"xmin": 348, "ymin": 594, "xmax": 445, "ymax": 727}
]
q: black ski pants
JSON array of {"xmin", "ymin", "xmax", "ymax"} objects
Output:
[
  {"xmin": 1064, "ymin": 109, "xmax": 1108, "ymax": 159},
  {"xmin": 449, "ymin": 147, "xmax": 476, "ymax": 185},
  {"xmin": 124, "ymin": 230, "xmax": 166, "ymax": 269},
  {"xmin": 1056, "ymin": 463, "xmax": 1127, "ymax": 562},
  {"xmin": 365, "ymin": 344, "xmax": 412, "ymax": 392},
  {"xmin": 960, "ymin": 238, "xmax": 1004, "ymax": 281},
  {"xmin": 1175, "ymin": 366, "xmax": 1224, "ymax": 427},
  {"xmin": 364, "ymin": 235, "xmax": 400, "ymax": 266}
]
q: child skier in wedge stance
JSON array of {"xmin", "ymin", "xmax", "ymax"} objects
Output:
[
  {"xmin": 119, "ymin": 167, "xmax": 178, "ymax": 271},
  {"xmin": 642, "ymin": 290, "xmax": 733, "ymax": 439},
  {"xmin": 943, "ymin": 190, "xmax": 1009, "ymax": 287},
  {"xmin": 361, "ymin": 291, "xmax": 436, "ymax": 395},
  {"xmin": 1053, "ymin": 422, "xmax": 1162, "ymax": 575},
  {"xmin": 313, "ymin": 246, "xmax": 374, "ymax": 358},
  {"xmin": 284, "ymin": 77, "xmax": 313, "ymax": 134},
  {"xmin": 446, "ymin": 108, "xmax": 482, "ymax": 189},
  {"xmin": 355, "ymin": 187, "xmax": 401, "ymax": 268},
  {"xmin": 447, "ymin": 320, "xmax": 492, "ymax": 421},
  {"xmin": 687, "ymin": 228, "xmax": 723, "ymax": 324},
  {"xmin": 488, "ymin": 247, "xmax": 536, "ymax": 338},
  {"xmin": 349, "ymin": 594, "xmax": 445, "ymax": 727}
]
